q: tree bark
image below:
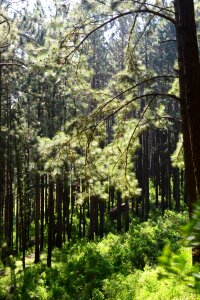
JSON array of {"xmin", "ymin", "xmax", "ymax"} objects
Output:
[{"xmin": 175, "ymin": 0, "xmax": 200, "ymax": 198}]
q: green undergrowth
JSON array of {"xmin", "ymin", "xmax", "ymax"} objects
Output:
[{"xmin": 1, "ymin": 210, "xmax": 200, "ymax": 300}]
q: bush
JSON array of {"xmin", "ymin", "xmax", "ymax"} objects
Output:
[
  {"xmin": 126, "ymin": 210, "xmax": 188, "ymax": 269},
  {"xmin": 5, "ymin": 211, "xmax": 190, "ymax": 299}
]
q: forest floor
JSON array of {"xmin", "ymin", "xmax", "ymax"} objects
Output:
[{"xmin": 1, "ymin": 211, "xmax": 200, "ymax": 299}]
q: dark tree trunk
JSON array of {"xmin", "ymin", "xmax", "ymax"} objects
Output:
[
  {"xmin": 160, "ymin": 132, "xmax": 166, "ymax": 214},
  {"xmin": 173, "ymin": 168, "xmax": 180, "ymax": 211},
  {"xmin": 83, "ymin": 203, "xmax": 86, "ymax": 237},
  {"xmin": 40, "ymin": 175, "xmax": 45, "ymax": 251},
  {"xmin": 56, "ymin": 177, "xmax": 63, "ymax": 248},
  {"xmin": 143, "ymin": 130, "xmax": 149, "ymax": 220},
  {"xmin": 63, "ymin": 181, "xmax": 70, "ymax": 241},
  {"xmin": 89, "ymin": 195, "xmax": 96, "ymax": 241},
  {"xmin": 124, "ymin": 198, "xmax": 129, "ymax": 232},
  {"xmin": 175, "ymin": 0, "xmax": 200, "ymax": 263},
  {"xmin": 94, "ymin": 198, "xmax": 98, "ymax": 236},
  {"xmin": 79, "ymin": 206, "xmax": 82, "ymax": 238},
  {"xmin": 47, "ymin": 179, "xmax": 54, "ymax": 268},
  {"xmin": 116, "ymin": 190, "xmax": 122, "ymax": 232},
  {"xmin": 175, "ymin": 0, "xmax": 200, "ymax": 198},
  {"xmin": 35, "ymin": 173, "xmax": 40, "ymax": 263},
  {"xmin": 99, "ymin": 199, "xmax": 104, "ymax": 238},
  {"xmin": 174, "ymin": 0, "xmax": 197, "ymax": 216},
  {"xmin": 45, "ymin": 175, "xmax": 48, "ymax": 225}
]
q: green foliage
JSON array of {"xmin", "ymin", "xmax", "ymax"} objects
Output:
[
  {"xmin": 7, "ymin": 211, "xmax": 191, "ymax": 300},
  {"xmin": 183, "ymin": 201, "xmax": 200, "ymax": 247},
  {"xmin": 171, "ymin": 133, "xmax": 184, "ymax": 170},
  {"xmin": 158, "ymin": 202, "xmax": 200, "ymax": 296},
  {"xmin": 103, "ymin": 264, "xmax": 197, "ymax": 300},
  {"xmin": 126, "ymin": 210, "xmax": 188, "ymax": 269}
]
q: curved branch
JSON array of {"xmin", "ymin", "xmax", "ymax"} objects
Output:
[
  {"xmin": 0, "ymin": 13, "xmax": 10, "ymax": 39},
  {"xmin": 132, "ymin": 14, "xmax": 155, "ymax": 52},
  {"xmin": 64, "ymin": 9, "xmax": 176, "ymax": 60},
  {"xmin": 82, "ymin": 92, "xmax": 180, "ymax": 137},
  {"xmin": 133, "ymin": 1, "xmax": 174, "ymax": 15},
  {"xmin": 102, "ymin": 92, "xmax": 179, "ymax": 122},
  {"xmin": 91, "ymin": 75, "xmax": 178, "ymax": 121},
  {"xmin": 155, "ymin": 114, "xmax": 181, "ymax": 124}
]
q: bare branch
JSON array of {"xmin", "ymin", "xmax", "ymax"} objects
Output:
[
  {"xmin": 132, "ymin": 14, "xmax": 155, "ymax": 52},
  {"xmin": 155, "ymin": 114, "xmax": 181, "ymax": 123},
  {"xmin": 0, "ymin": 62, "xmax": 25, "ymax": 67},
  {"xmin": 159, "ymin": 39, "xmax": 176, "ymax": 44}
]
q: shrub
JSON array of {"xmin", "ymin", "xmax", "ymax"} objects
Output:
[{"xmin": 126, "ymin": 210, "xmax": 188, "ymax": 269}]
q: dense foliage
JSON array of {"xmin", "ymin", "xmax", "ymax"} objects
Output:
[
  {"xmin": 1, "ymin": 211, "xmax": 195, "ymax": 300},
  {"xmin": 1, "ymin": 0, "xmax": 200, "ymax": 298}
]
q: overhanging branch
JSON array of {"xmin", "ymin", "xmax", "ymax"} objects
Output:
[
  {"xmin": 91, "ymin": 75, "xmax": 178, "ymax": 121},
  {"xmin": 63, "ymin": 9, "xmax": 176, "ymax": 60}
]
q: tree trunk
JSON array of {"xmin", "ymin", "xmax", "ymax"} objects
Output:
[
  {"xmin": 40, "ymin": 175, "xmax": 45, "ymax": 251},
  {"xmin": 116, "ymin": 190, "xmax": 122, "ymax": 232},
  {"xmin": 35, "ymin": 173, "xmax": 40, "ymax": 263},
  {"xmin": 175, "ymin": 0, "xmax": 200, "ymax": 263},
  {"xmin": 47, "ymin": 179, "xmax": 54, "ymax": 268},
  {"xmin": 99, "ymin": 199, "xmax": 104, "ymax": 238},
  {"xmin": 175, "ymin": 0, "xmax": 200, "ymax": 197},
  {"xmin": 89, "ymin": 195, "xmax": 96, "ymax": 240},
  {"xmin": 56, "ymin": 177, "xmax": 63, "ymax": 248}
]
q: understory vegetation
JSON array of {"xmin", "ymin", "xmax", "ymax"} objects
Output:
[{"xmin": 1, "ymin": 210, "xmax": 200, "ymax": 300}]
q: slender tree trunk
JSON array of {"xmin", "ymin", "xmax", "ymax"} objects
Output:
[
  {"xmin": 124, "ymin": 198, "xmax": 129, "ymax": 232},
  {"xmin": 143, "ymin": 130, "xmax": 149, "ymax": 220},
  {"xmin": 173, "ymin": 168, "xmax": 180, "ymax": 211},
  {"xmin": 56, "ymin": 177, "xmax": 63, "ymax": 248},
  {"xmin": 35, "ymin": 173, "xmax": 40, "ymax": 263},
  {"xmin": 116, "ymin": 190, "xmax": 122, "ymax": 232},
  {"xmin": 99, "ymin": 199, "xmax": 104, "ymax": 238},
  {"xmin": 89, "ymin": 195, "xmax": 96, "ymax": 240},
  {"xmin": 47, "ymin": 179, "xmax": 54, "ymax": 268},
  {"xmin": 63, "ymin": 180, "xmax": 70, "ymax": 241}
]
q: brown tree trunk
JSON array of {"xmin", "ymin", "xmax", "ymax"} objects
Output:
[
  {"xmin": 175, "ymin": 0, "xmax": 200, "ymax": 197},
  {"xmin": 175, "ymin": 0, "xmax": 200, "ymax": 263},
  {"xmin": 174, "ymin": 0, "xmax": 198, "ymax": 217}
]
